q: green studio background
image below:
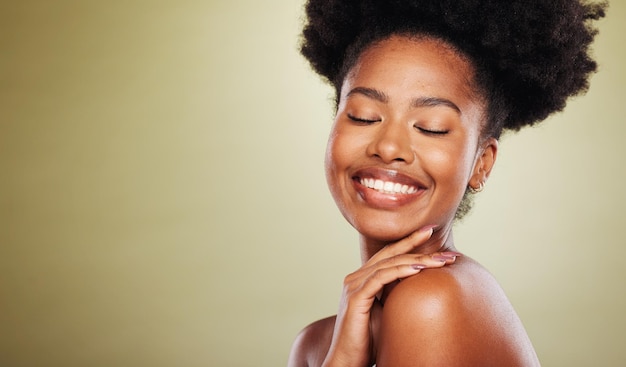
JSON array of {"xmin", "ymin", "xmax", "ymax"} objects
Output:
[{"xmin": 1, "ymin": 1, "xmax": 624, "ymax": 366}]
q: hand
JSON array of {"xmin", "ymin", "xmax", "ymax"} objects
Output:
[{"xmin": 322, "ymin": 226, "xmax": 459, "ymax": 367}]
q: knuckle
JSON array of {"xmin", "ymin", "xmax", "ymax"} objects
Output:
[
  {"xmin": 343, "ymin": 274, "xmax": 352, "ymax": 285},
  {"xmin": 343, "ymin": 270, "xmax": 359, "ymax": 284},
  {"xmin": 370, "ymin": 268, "xmax": 388, "ymax": 283},
  {"xmin": 379, "ymin": 256, "xmax": 396, "ymax": 267}
]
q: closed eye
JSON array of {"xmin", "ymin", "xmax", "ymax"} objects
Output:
[
  {"xmin": 347, "ymin": 113, "xmax": 381, "ymax": 124},
  {"xmin": 416, "ymin": 126, "xmax": 449, "ymax": 135}
]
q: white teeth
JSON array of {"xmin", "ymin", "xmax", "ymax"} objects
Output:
[{"xmin": 359, "ymin": 178, "xmax": 419, "ymax": 194}]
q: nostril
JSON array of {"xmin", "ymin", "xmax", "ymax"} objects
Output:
[{"xmin": 366, "ymin": 130, "xmax": 415, "ymax": 164}]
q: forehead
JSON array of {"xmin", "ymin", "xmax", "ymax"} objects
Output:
[{"xmin": 342, "ymin": 35, "xmax": 484, "ymax": 108}]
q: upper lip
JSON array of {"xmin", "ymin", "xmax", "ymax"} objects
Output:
[{"xmin": 351, "ymin": 167, "xmax": 427, "ymax": 189}]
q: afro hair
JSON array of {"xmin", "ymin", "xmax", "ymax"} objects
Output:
[{"xmin": 300, "ymin": 0, "xmax": 607, "ymax": 138}]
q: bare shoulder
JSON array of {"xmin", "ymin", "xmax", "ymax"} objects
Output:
[
  {"xmin": 377, "ymin": 256, "xmax": 540, "ymax": 367},
  {"xmin": 287, "ymin": 315, "xmax": 336, "ymax": 367}
]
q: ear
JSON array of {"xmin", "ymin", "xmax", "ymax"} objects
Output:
[{"xmin": 468, "ymin": 137, "xmax": 498, "ymax": 191}]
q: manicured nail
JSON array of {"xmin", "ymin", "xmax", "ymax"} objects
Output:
[
  {"xmin": 442, "ymin": 251, "xmax": 462, "ymax": 257},
  {"xmin": 419, "ymin": 224, "xmax": 438, "ymax": 233},
  {"xmin": 432, "ymin": 254, "xmax": 454, "ymax": 261},
  {"xmin": 412, "ymin": 264, "xmax": 426, "ymax": 270}
]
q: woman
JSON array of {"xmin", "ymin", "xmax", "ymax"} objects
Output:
[{"xmin": 288, "ymin": 1, "xmax": 606, "ymax": 366}]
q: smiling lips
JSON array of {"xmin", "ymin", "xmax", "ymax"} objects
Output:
[
  {"xmin": 359, "ymin": 178, "xmax": 419, "ymax": 195},
  {"xmin": 352, "ymin": 168, "xmax": 426, "ymax": 208}
]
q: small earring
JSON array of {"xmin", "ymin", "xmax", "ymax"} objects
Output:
[{"xmin": 469, "ymin": 181, "xmax": 484, "ymax": 194}]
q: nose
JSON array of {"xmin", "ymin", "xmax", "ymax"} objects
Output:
[{"xmin": 366, "ymin": 121, "xmax": 415, "ymax": 164}]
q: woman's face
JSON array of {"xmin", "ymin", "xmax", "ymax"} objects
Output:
[{"xmin": 326, "ymin": 35, "xmax": 496, "ymax": 242}]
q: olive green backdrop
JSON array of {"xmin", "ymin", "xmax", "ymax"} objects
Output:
[{"xmin": 1, "ymin": 1, "xmax": 624, "ymax": 366}]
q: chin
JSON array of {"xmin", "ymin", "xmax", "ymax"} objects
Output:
[
  {"xmin": 348, "ymin": 206, "xmax": 457, "ymax": 244},
  {"xmin": 351, "ymin": 217, "xmax": 421, "ymax": 243}
]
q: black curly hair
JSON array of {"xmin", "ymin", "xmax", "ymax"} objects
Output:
[{"xmin": 300, "ymin": 0, "xmax": 607, "ymax": 139}]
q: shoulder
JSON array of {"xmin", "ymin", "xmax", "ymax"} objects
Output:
[
  {"xmin": 377, "ymin": 257, "xmax": 539, "ymax": 367},
  {"xmin": 287, "ymin": 315, "xmax": 336, "ymax": 367}
]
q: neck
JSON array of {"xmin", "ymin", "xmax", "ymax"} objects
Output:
[{"xmin": 359, "ymin": 224, "xmax": 457, "ymax": 265}]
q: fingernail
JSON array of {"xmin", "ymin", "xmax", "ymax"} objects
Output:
[
  {"xmin": 412, "ymin": 264, "xmax": 426, "ymax": 270},
  {"xmin": 442, "ymin": 251, "xmax": 462, "ymax": 257},
  {"xmin": 432, "ymin": 254, "xmax": 454, "ymax": 261},
  {"xmin": 419, "ymin": 224, "xmax": 438, "ymax": 233}
]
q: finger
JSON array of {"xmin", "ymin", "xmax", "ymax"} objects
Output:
[
  {"xmin": 346, "ymin": 248, "xmax": 459, "ymax": 290},
  {"xmin": 407, "ymin": 251, "xmax": 461, "ymax": 267},
  {"xmin": 368, "ymin": 225, "xmax": 437, "ymax": 264},
  {"xmin": 356, "ymin": 264, "xmax": 425, "ymax": 299},
  {"xmin": 430, "ymin": 251, "xmax": 461, "ymax": 265},
  {"xmin": 357, "ymin": 253, "xmax": 460, "ymax": 299},
  {"xmin": 367, "ymin": 251, "xmax": 459, "ymax": 273}
]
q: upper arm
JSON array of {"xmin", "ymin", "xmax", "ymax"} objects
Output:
[
  {"xmin": 376, "ymin": 270, "xmax": 476, "ymax": 366},
  {"xmin": 288, "ymin": 327, "xmax": 310, "ymax": 367},
  {"xmin": 375, "ymin": 269, "xmax": 536, "ymax": 367},
  {"xmin": 288, "ymin": 316, "xmax": 336, "ymax": 367}
]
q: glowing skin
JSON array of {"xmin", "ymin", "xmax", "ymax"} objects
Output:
[
  {"xmin": 288, "ymin": 36, "xmax": 540, "ymax": 367},
  {"xmin": 325, "ymin": 35, "xmax": 497, "ymax": 257}
]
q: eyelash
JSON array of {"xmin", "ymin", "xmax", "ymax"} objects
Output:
[
  {"xmin": 415, "ymin": 126, "xmax": 449, "ymax": 135},
  {"xmin": 347, "ymin": 114, "xmax": 380, "ymax": 124},
  {"xmin": 348, "ymin": 114, "xmax": 449, "ymax": 135}
]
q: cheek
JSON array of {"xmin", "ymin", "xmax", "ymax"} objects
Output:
[
  {"xmin": 422, "ymin": 141, "xmax": 475, "ymax": 188},
  {"xmin": 324, "ymin": 126, "xmax": 348, "ymax": 197},
  {"xmin": 324, "ymin": 129, "xmax": 340, "ymax": 182},
  {"xmin": 324, "ymin": 123, "xmax": 359, "ymax": 178},
  {"xmin": 324, "ymin": 126, "xmax": 358, "ymax": 223}
]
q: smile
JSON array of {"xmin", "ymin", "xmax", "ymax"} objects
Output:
[
  {"xmin": 350, "ymin": 168, "xmax": 426, "ymax": 209},
  {"xmin": 359, "ymin": 178, "xmax": 418, "ymax": 195}
]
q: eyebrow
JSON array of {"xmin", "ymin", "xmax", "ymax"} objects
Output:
[
  {"xmin": 411, "ymin": 97, "xmax": 461, "ymax": 114},
  {"xmin": 346, "ymin": 87, "xmax": 461, "ymax": 115},
  {"xmin": 346, "ymin": 87, "xmax": 389, "ymax": 103}
]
